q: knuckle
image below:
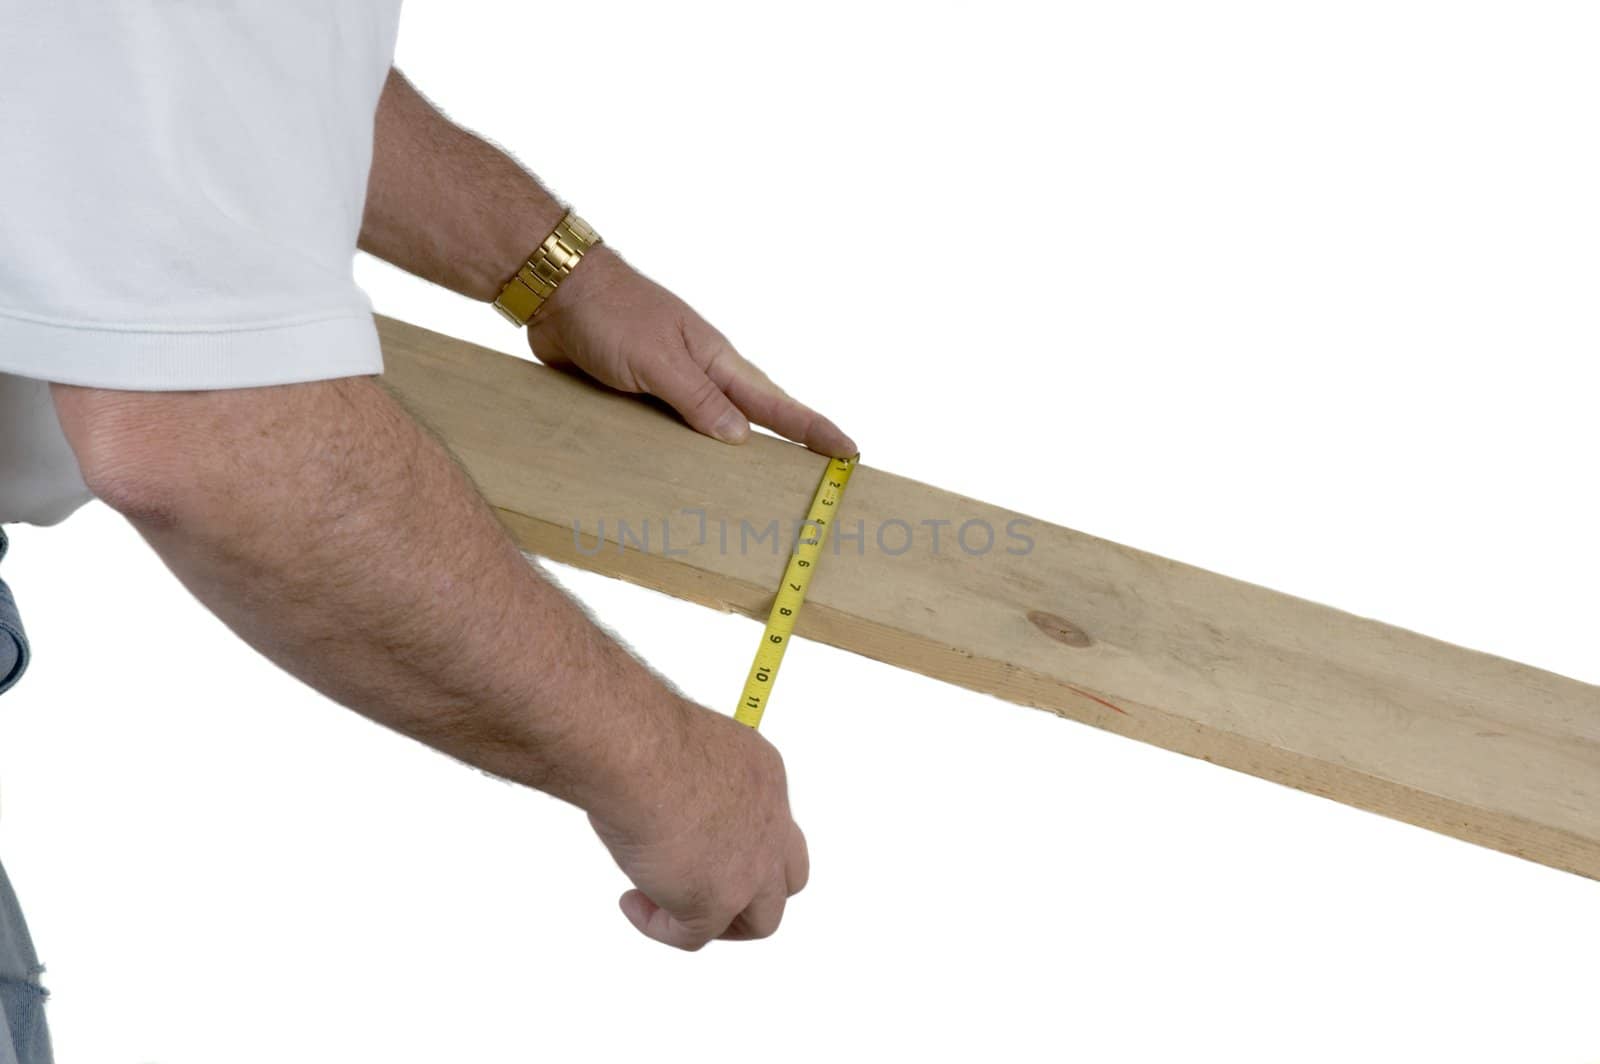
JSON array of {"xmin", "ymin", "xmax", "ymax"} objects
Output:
[
  {"xmin": 700, "ymin": 336, "xmax": 739, "ymax": 378},
  {"xmin": 678, "ymin": 884, "xmax": 714, "ymax": 919},
  {"xmin": 710, "ymin": 889, "xmax": 748, "ymax": 922},
  {"xmin": 686, "ymin": 373, "xmax": 727, "ymax": 418}
]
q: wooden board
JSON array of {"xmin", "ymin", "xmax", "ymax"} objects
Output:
[{"xmin": 377, "ymin": 315, "xmax": 1600, "ymax": 879}]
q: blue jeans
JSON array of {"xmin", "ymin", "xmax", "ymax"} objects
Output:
[
  {"xmin": 0, "ymin": 527, "xmax": 48, "ymax": 1064},
  {"xmin": 0, "ymin": 529, "xmax": 27, "ymax": 696},
  {"xmin": 0, "ymin": 862, "xmax": 48, "ymax": 1064}
]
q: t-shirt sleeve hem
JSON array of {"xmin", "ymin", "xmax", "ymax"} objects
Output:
[{"xmin": 0, "ymin": 310, "xmax": 384, "ymax": 391}]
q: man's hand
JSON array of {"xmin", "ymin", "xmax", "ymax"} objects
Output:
[
  {"xmin": 591, "ymin": 701, "xmax": 809, "ymax": 950},
  {"xmin": 527, "ymin": 246, "xmax": 856, "ymax": 458},
  {"xmin": 360, "ymin": 69, "xmax": 857, "ymax": 458}
]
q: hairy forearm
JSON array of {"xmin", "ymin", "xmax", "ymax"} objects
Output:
[
  {"xmin": 360, "ymin": 68, "xmax": 570, "ymax": 301},
  {"xmin": 51, "ymin": 377, "xmax": 686, "ymax": 819}
]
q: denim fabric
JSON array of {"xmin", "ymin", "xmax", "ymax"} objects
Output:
[
  {"xmin": 0, "ymin": 527, "xmax": 48, "ymax": 1064},
  {"xmin": 0, "ymin": 859, "xmax": 50, "ymax": 1064},
  {"xmin": 0, "ymin": 529, "xmax": 27, "ymax": 696}
]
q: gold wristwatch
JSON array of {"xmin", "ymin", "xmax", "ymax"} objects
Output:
[{"xmin": 492, "ymin": 210, "xmax": 602, "ymax": 326}]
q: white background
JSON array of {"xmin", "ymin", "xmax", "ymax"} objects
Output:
[{"xmin": 2, "ymin": 1, "xmax": 1597, "ymax": 1060}]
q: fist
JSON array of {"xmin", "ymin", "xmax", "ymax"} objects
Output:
[{"xmin": 587, "ymin": 701, "xmax": 809, "ymax": 950}]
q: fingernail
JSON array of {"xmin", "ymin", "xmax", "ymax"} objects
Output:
[{"xmin": 713, "ymin": 410, "xmax": 749, "ymax": 443}]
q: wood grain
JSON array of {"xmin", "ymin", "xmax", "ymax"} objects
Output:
[{"xmin": 378, "ymin": 315, "xmax": 1600, "ymax": 879}]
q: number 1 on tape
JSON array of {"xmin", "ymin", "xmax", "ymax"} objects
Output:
[{"xmin": 734, "ymin": 454, "xmax": 857, "ymax": 729}]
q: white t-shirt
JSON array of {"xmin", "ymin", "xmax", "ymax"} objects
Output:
[{"xmin": 0, "ymin": 0, "xmax": 404, "ymax": 524}]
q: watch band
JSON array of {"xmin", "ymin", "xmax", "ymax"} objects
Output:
[{"xmin": 492, "ymin": 211, "xmax": 602, "ymax": 326}]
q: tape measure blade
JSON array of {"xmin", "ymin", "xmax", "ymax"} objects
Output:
[{"xmin": 732, "ymin": 454, "xmax": 856, "ymax": 728}]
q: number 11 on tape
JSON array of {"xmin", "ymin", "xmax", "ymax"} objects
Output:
[{"xmin": 734, "ymin": 454, "xmax": 857, "ymax": 729}]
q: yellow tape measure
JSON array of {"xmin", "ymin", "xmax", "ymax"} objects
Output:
[{"xmin": 734, "ymin": 454, "xmax": 858, "ymax": 729}]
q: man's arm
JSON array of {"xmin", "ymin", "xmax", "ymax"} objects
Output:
[
  {"xmin": 359, "ymin": 69, "xmax": 856, "ymax": 457},
  {"xmin": 51, "ymin": 376, "xmax": 807, "ymax": 950}
]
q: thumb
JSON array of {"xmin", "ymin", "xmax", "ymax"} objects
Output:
[
  {"xmin": 635, "ymin": 344, "xmax": 751, "ymax": 445},
  {"xmin": 618, "ymin": 889, "xmax": 715, "ymax": 952}
]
